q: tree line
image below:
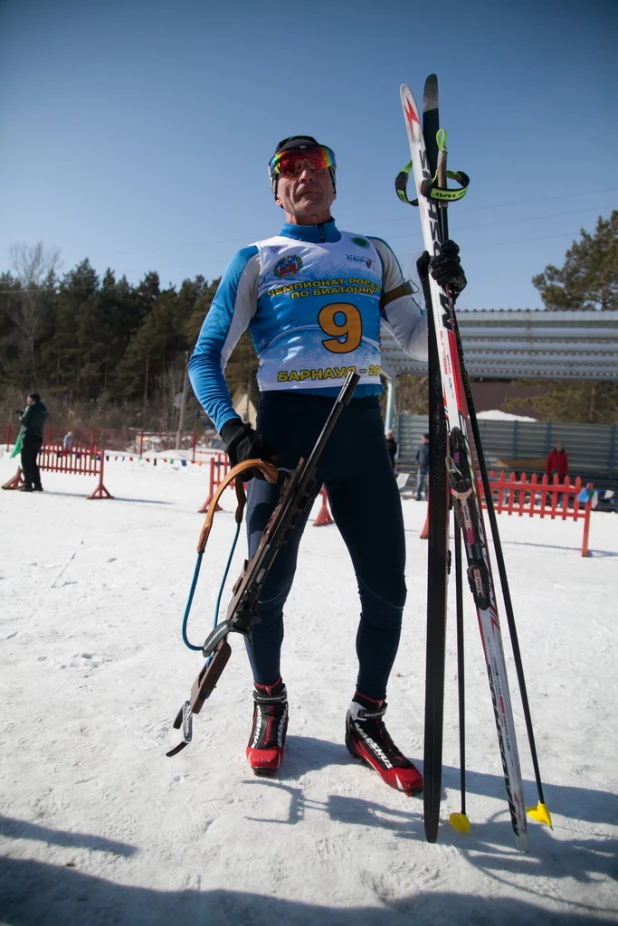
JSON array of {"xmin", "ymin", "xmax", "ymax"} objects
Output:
[
  {"xmin": 0, "ymin": 245, "xmax": 259, "ymax": 432},
  {"xmin": 1, "ymin": 212, "xmax": 616, "ymax": 430}
]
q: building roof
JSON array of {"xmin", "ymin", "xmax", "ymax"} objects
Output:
[{"xmin": 381, "ymin": 309, "xmax": 618, "ymax": 381}]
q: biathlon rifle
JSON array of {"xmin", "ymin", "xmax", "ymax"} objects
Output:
[{"xmin": 167, "ymin": 369, "xmax": 360, "ymax": 756}]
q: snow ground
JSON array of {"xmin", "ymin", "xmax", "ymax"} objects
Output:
[{"xmin": 1, "ymin": 451, "xmax": 617, "ymax": 926}]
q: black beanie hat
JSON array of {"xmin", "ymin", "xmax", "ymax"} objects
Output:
[{"xmin": 269, "ymin": 136, "xmax": 336, "ymax": 198}]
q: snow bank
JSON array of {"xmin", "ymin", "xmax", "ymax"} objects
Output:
[
  {"xmin": 1, "ymin": 452, "xmax": 616, "ymax": 925},
  {"xmin": 475, "ymin": 409, "xmax": 537, "ymax": 422}
]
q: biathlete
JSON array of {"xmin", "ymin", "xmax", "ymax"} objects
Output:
[{"xmin": 188, "ymin": 135, "xmax": 466, "ymax": 793}]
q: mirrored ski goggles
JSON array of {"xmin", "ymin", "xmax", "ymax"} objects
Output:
[{"xmin": 269, "ymin": 145, "xmax": 336, "ymax": 178}]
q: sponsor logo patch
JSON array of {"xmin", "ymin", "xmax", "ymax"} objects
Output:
[
  {"xmin": 273, "ymin": 255, "xmax": 303, "ymax": 278},
  {"xmin": 346, "ymin": 254, "xmax": 374, "ymax": 268}
]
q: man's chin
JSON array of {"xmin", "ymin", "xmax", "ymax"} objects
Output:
[
  {"xmin": 296, "ymin": 194, "xmax": 322, "ymax": 208},
  {"xmin": 293, "ymin": 202, "xmax": 329, "ymax": 221}
]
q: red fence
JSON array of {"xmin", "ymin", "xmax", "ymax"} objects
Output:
[
  {"xmin": 479, "ymin": 471, "xmax": 593, "ymax": 556},
  {"xmin": 419, "ymin": 471, "xmax": 593, "ymax": 555},
  {"xmin": 4, "ymin": 423, "xmax": 204, "ymax": 460},
  {"xmin": 2, "ymin": 444, "xmax": 112, "ymax": 499},
  {"xmin": 198, "ymin": 453, "xmax": 232, "ymax": 513}
]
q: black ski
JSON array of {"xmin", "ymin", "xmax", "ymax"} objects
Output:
[{"xmin": 421, "ymin": 73, "xmax": 450, "ymax": 844}]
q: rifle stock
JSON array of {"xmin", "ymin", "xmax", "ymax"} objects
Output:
[{"xmin": 167, "ymin": 370, "xmax": 360, "ymax": 756}]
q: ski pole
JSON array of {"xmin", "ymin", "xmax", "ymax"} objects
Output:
[
  {"xmin": 459, "ymin": 364, "xmax": 552, "ymax": 827},
  {"xmin": 449, "ymin": 517, "xmax": 470, "ymax": 834}
]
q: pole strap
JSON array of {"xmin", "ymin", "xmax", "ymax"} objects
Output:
[{"xmin": 395, "ymin": 128, "xmax": 470, "ymax": 209}]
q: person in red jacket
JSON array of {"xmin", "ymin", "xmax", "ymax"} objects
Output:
[
  {"xmin": 546, "ymin": 443, "xmax": 569, "ymax": 480},
  {"xmin": 546, "ymin": 443, "xmax": 569, "ymax": 506}
]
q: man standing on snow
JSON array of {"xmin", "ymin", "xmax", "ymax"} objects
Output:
[
  {"xmin": 385, "ymin": 430, "xmax": 398, "ymax": 469},
  {"xmin": 19, "ymin": 392, "xmax": 48, "ymax": 492},
  {"xmin": 415, "ymin": 433, "xmax": 430, "ymax": 501},
  {"xmin": 189, "ymin": 136, "xmax": 466, "ymax": 793}
]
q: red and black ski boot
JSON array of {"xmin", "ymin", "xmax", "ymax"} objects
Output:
[
  {"xmin": 345, "ymin": 692, "xmax": 423, "ymax": 795},
  {"xmin": 246, "ymin": 677, "xmax": 288, "ymax": 777}
]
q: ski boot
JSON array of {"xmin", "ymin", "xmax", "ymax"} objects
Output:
[
  {"xmin": 246, "ymin": 677, "xmax": 288, "ymax": 777},
  {"xmin": 346, "ymin": 692, "xmax": 423, "ymax": 795}
]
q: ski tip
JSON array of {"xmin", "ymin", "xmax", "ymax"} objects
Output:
[
  {"xmin": 423, "ymin": 74, "xmax": 439, "ymax": 114},
  {"xmin": 449, "ymin": 811, "xmax": 471, "ymax": 834},
  {"xmin": 527, "ymin": 801, "xmax": 553, "ymax": 829}
]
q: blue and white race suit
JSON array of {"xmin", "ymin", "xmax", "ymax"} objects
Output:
[{"xmin": 189, "ymin": 219, "xmax": 427, "ymax": 434}]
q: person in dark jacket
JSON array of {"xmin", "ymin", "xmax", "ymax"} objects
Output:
[
  {"xmin": 415, "ymin": 433, "xmax": 430, "ymax": 501},
  {"xmin": 19, "ymin": 392, "xmax": 48, "ymax": 491},
  {"xmin": 385, "ymin": 430, "xmax": 398, "ymax": 469}
]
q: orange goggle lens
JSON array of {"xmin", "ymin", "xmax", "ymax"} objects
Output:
[{"xmin": 269, "ymin": 145, "xmax": 336, "ymax": 178}]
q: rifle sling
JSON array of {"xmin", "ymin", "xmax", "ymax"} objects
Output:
[{"xmin": 197, "ymin": 458, "xmax": 278, "ymax": 553}]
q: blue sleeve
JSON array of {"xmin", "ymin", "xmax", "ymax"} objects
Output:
[{"xmin": 188, "ymin": 246, "xmax": 259, "ymax": 435}]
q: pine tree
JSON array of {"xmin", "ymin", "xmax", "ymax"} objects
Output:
[{"xmin": 532, "ymin": 211, "xmax": 618, "ymax": 311}]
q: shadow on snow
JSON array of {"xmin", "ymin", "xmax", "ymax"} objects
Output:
[{"xmin": 0, "ymin": 854, "xmax": 610, "ymax": 926}]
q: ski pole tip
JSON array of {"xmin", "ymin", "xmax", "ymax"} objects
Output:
[{"xmin": 527, "ymin": 801, "xmax": 553, "ymax": 828}]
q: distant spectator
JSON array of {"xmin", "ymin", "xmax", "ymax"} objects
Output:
[
  {"xmin": 415, "ymin": 433, "xmax": 430, "ymax": 501},
  {"xmin": 62, "ymin": 431, "xmax": 74, "ymax": 452},
  {"xmin": 546, "ymin": 443, "xmax": 569, "ymax": 480},
  {"xmin": 19, "ymin": 392, "xmax": 48, "ymax": 492},
  {"xmin": 546, "ymin": 442, "xmax": 569, "ymax": 506},
  {"xmin": 385, "ymin": 430, "xmax": 398, "ymax": 469}
]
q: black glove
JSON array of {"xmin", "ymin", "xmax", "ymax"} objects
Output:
[
  {"xmin": 221, "ymin": 419, "xmax": 278, "ymax": 481},
  {"xmin": 430, "ymin": 239, "xmax": 467, "ymax": 302}
]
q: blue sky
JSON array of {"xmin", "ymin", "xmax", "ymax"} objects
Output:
[{"xmin": 1, "ymin": 0, "xmax": 616, "ymax": 310}]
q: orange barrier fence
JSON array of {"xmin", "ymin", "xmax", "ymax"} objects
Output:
[
  {"xmin": 3, "ymin": 423, "xmax": 209, "ymax": 459},
  {"xmin": 479, "ymin": 471, "xmax": 593, "ymax": 556},
  {"xmin": 198, "ymin": 453, "xmax": 233, "ymax": 513},
  {"xmin": 2, "ymin": 444, "xmax": 112, "ymax": 499},
  {"xmin": 418, "ymin": 471, "xmax": 593, "ymax": 556}
]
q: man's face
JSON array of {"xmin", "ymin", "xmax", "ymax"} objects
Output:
[
  {"xmin": 276, "ymin": 160, "xmax": 335, "ymax": 225},
  {"xmin": 25, "ymin": 395, "xmax": 33, "ymax": 406}
]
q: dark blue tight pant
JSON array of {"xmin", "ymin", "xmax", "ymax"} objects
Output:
[{"xmin": 244, "ymin": 392, "xmax": 407, "ymax": 701}]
